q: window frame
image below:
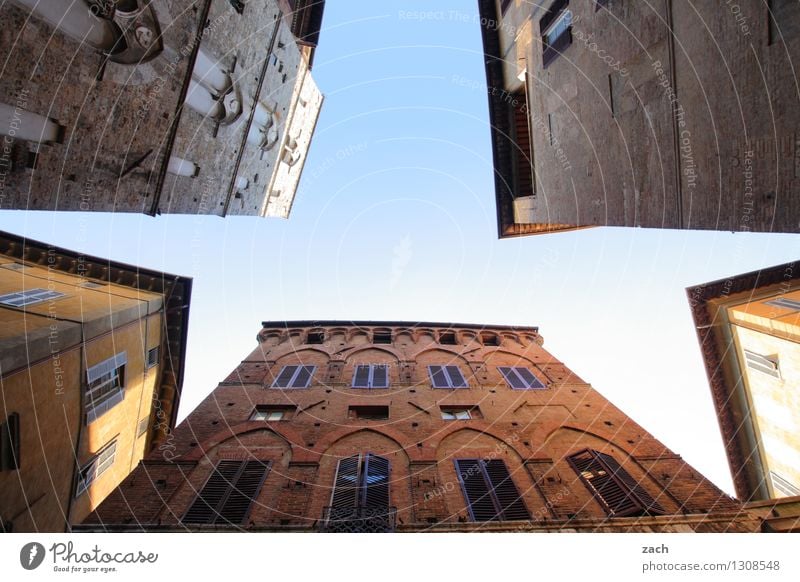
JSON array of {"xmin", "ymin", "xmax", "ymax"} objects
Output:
[
  {"xmin": 454, "ymin": 459, "xmax": 530, "ymax": 522},
  {"xmin": 351, "ymin": 364, "xmax": 390, "ymax": 389},
  {"xmin": 540, "ymin": 0, "xmax": 573, "ymax": 69},
  {"xmin": 270, "ymin": 365, "xmax": 316, "ymax": 388},
  {"xmin": 85, "ymin": 352, "xmax": 127, "ymax": 423},
  {"xmin": 742, "ymin": 349, "xmax": 780, "ymax": 379},
  {"xmin": 250, "ymin": 405, "xmax": 294, "ymax": 421},
  {"xmin": 498, "ymin": 366, "xmax": 546, "ymax": 390},
  {"xmin": 765, "ymin": 297, "xmax": 800, "ymax": 311},
  {"xmin": 329, "ymin": 453, "xmax": 391, "ymax": 511},
  {"xmin": 428, "ymin": 365, "xmax": 469, "ymax": 389},
  {"xmin": 0, "ymin": 288, "xmax": 67, "ymax": 307},
  {"xmin": 349, "ymin": 405, "xmax": 390, "ymax": 420},
  {"xmin": 441, "ymin": 407, "xmax": 473, "ymax": 420},
  {"xmin": 146, "ymin": 346, "xmax": 160, "ymax": 369},
  {"xmin": 76, "ymin": 439, "xmax": 118, "ymax": 497}
]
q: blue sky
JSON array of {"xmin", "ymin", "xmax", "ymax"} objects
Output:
[{"xmin": 2, "ymin": 0, "xmax": 799, "ymax": 495}]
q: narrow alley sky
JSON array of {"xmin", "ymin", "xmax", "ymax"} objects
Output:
[{"xmin": 2, "ymin": 0, "xmax": 798, "ymax": 495}]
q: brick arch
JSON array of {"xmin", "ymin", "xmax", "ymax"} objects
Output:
[
  {"xmin": 409, "ymin": 346, "xmax": 472, "ymax": 364},
  {"xmin": 427, "ymin": 423, "xmax": 528, "ymax": 463},
  {"xmin": 182, "ymin": 422, "xmax": 319, "ymax": 463},
  {"xmin": 343, "ymin": 345, "xmax": 402, "ymax": 363},
  {"xmin": 315, "ymin": 426, "xmax": 422, "ymax": 462},
  {"xmin": 483, "ymin": 349, "xmax": 537, "ymax": 366},
  {"xmin": 541, "ymin": 424, "xmax": 636, "ymax": 460},
  {"xmin": 272, "ymin": 346, "xmax": 332, "ymax": 363}
]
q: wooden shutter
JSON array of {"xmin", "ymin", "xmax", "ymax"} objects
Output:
[
  {"xmin": 183, "ymin": 460, "xmax": 270, "ymax": 524},
  {"xmin": 362, "ymin": 454, "xmax": 390, "ymax": 509},
  {"xmin": 445, "ymin": 366, "xmax": 467, "ymax": 388},
  {"xmin": 515, "ymin": 367, "xmax": 544, "ymax": 389},
  {"xmin": 371, "ymin": 365, "xmax": 388, "ymax": 388},
  {"xmin": 498, "ymin": 367, "xmax": 525, "ymax": 389},
  {"xmin": 483, "ymin": 460, "xmax": 530, "ymax": 520},
  {"xmin": 428, "ymin": 365, "xmax": 448, "ymax": 388},
  {"xmin": 568, "ymin": 449, "xmax": 663, "ymax": 517},
  {"xmin": 291, "ymin": 365, "xmax": 314, "ymax": 387},
  {"xmin": 352, "ymin": 365, "xmax": 370, "ymax": 388},
  {"xmin": 455, "ymin": 460, "xmax": 497, "ymax": 521},
  {"xmin": 331, "ymin": 454, "xmax": 361, "ymax": 508},
  {"xmin": 273, "ymin": 365, "xmax": 297, "ymax": 387}
]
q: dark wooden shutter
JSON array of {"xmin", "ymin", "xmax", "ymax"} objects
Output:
[
  {"xmin": 183, "ymin": 460, "xmax": 270, "ymax": 524},
  {"xmin": 371, "ymin": 365, "xmax": 388, "ymax": 388},
  {"xmin": 291, "ymin": 365, "xmax": 314, "ymax": 387},
  {"xmin": 353, "ymin": 365, "xmax": 370, "ymax": 388},
  {"xmin": 455, "ymin": 460, "xmax": 497, "ymax": 521},
  {"xmin": 429, "ymin": 365, "xmax": 448, "ymax": 388},
  {"xmin": 273, "ymin": 365, "xmax": 297, "ymax": 387},
  {"xmin": 331, "ymin": 454, "xmax": 361, "ymax": 508},
  {"xmin": 445, "ymin": 366, "xmax": 467, "ymax": 388},
  {"xmin": 484, "ymin": 460, "xmax": 530, "ymax": 520},
  {"xmin": 597, "ymin": 452, "xmax": 664, "ymax": 515},
  {"xmin": 516, "ymin": 367, "xmax": 544, "ymax": 389},
  {"xmin": 362, "ymin": 454, "xmax": 390, "ymax": 509},
  {"xmin": 218, "ymin": 461, "xmax": 270, "ymax": 523},
  {"xmin": 569, "ymin": 449, "xmax": 662, "ymax": 517},
  {"xmin": 498, "ymin": 367, "xmax": 525, "ymax": 389}
]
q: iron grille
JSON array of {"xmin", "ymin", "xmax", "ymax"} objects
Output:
[{"xmin": 320, "ymin": 505, "xmax": 397, "ymax": 533}]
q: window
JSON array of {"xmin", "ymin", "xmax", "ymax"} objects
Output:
[
  {"xmin": 250, "ymin": 405, "xmax": 295, "ymax": 421},
  {"xmin": 568, "ymin": 449, "xmax": 664, "ymax": 517},
  {"xmin": 743, "ymin": 350, "xmax": 780, "ymax": 378},
  {"xmin": 541, "ymin": 0, "xmax": 572, "ymax": 68},
  {"xmin": 146, "ymin": 347, "xmax": 159, "ymax": 368},
  {"xmin": 428, "ymin": 365, "xmax": 468, "ymax": 388},
  {"xmin": 271, "ymin": 365, "xmax": 316, "ymax": 388},
  {"xmin": 766, "ymin": 297, "xmax": 800, "ymax": 311},
  {"xmin": 85, "ymin": 352, "xmax": 127, "ymax": 423},
  {"xmin": 441, "ymin": 406, "xmax": 480, "ymax": 420},
  {"xmin": 76, "ymin": 439, "xmax": 117, "ymax": 496},
  {"xmin": 1, "ymin": 413, "xmax": 20, "ymax": 471},
  {"xmin": 137, "ymin": 417, "xmax": 149, "ymax": 438},
  {"xmin": 770, "ymin": 471, "xmax": 800, "ymax": 497},
  {"xmin": 0, "ymin": 288, "xmax": 66, "ymax": 307},
  {"xmin": 439, "ymin": 331, "xmax": 457, "ymax": 345},
  {"xmin": 352, "ymin": 364, "xmax": 389, "ymax": 388},
  {"xmin": 498, "ymin": 366, "xmax": 546, "ymax": 390},
  {"xmin": 455, "ymin": 459, "xmax": 530, "ymax": 521},
  {"xmin": 373, "ymin": 332, "xmax": 392, "ymax": 344},
  {"xmin": 481, "ymin": 332, "xmax": 500, "ymax": 346},
  {"xmin": 182, "ymin": 460, "xmax": 271, "ymax": 524},
  {"xmin": 349, "ymin": 405, "xmax": 389, "ymax": 420},
  {"xmin": 307, "ymin": 331, "xmax": 324, "ymax": 344},
  {"xmin": 328, "ymin": 454, "xmax": 391, "ymax": 521}
]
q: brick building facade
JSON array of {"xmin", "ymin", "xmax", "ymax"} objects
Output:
[
  {"xmin": 479, "ymin": 0, "xmax": 800, "ymax": 237},
  {"xmin": 81, "ymin": 321, "xmax": 765, "ymax": 532},
  {"xmin": 0, "ymin": 0, "xmax": 323, "ymax": 217}
]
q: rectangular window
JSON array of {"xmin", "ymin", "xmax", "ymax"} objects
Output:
[
  {"xmin": 438, "ymin": 331, "xmax": 457, "ymax": 345},
  {"xmin": 250, "ymin": 405, "xmax": 295, "ymax": 421},
  {"xmin": 349, "ymin": 405, "xmax": 389, "ymax": 420},
  {"xmin": 1, "ymin": 413, "xmax": 20, "ymax": 471},
  {"xmin": 765, "ymin": 297, "xmax": 800, "ymax": 311},
  {"xmin": 770, "ymin": 471, "xmax": 800, "ymax": 497},
  {"xmin": 137, "ymin": 417, "xmax": 149, "ymax": 438},
  {"xmin": 455, "ymin": 459, "xmax": 530, "ymax": 521},
  {"xmin": 428, "ymin": 365, "xmax": 468, "ymax": 388},
  {"xmin": 327, "ymin": 453, "xmax": 392, "ymax": 531},
  {"xmin": 182, "ymin": 460, "xmax": 271, "ymax": 524},
  {"xmin": 0, "ymin": 288, "xmax": 66, "ymax": 307},
  {"xmin": 271, "ymin": 365, "xmax": 316, "ymax": 388},
  {"xmin": 76, "ymin": 439, "xmax": 117, "ymax": 496},
  {"xmin": 568, "ymin": 449, "xmax": 664, "ymax": 517},
  {"xmin": 498, "ymin": 366, "xmax": 546, "ymax": 390},
  {"xmin": 373, "ymin": 332, "xmax": 392, "ymax": 344},
  {"xmin": 85, "ymin": 352, "xmax": 127, "ymax": 423},
  {"xmin": 307, "ymin": 331, "xmax": 324, "ymax": 344},
  {"xmin": 146, "ymin": 347, "xmax": 159, "ymax": 368},
  {"xmin": 540, "ymin": 0, "xmax": 572, "ymax": 68},
  {"xmin": 441, "ymin": 406, "xmax": 480, "ymax": 420},
  {"xmin": 351, "ymin": 364, "xmax": 389, "ymax": 388},
  {"xmin": 743, "ymin": 350, "xmax": 780, "ymax": 378}
]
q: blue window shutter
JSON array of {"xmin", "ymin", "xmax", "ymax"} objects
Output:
[
  {"xmin": 483, "ymin": 460, "xmax": 530, "ymax": 520},
  {"xmin": 498, "ymin": 367, "xmax": 525, "ymax": 389},
  {"xmin": 515, "ymin": 367, "xmax": 544, "ymax": 389},
  {"xmin": 352, "ymin": 365, "xmax": 370, "ymax": 388},
  {"xmin": 371, "ymin": 365, "xmax": 388, "ymax": 388},
  {"xmin": 429, "ymin": 365, "xmax": 448, "ymax": 388},
  {"xmin": 362, "ymin": 454, "xmax": 390, "ymax": 508},
  {"xmin": 455, "ymin": 459, "xmax": 497, "ymax": 521},
  {"xmin": 445, "ymin": 366, "xmax": 467, "ymax": 388},
  {"xmin": 273, "ymin": 365, "xmax": 297, "ymax": 387},
  {"xmin": 292, "ymin": 365, "xmax": 314, "ymax": 387},
  {"xmin": 331, "ymin": 455, "xmax": 361, "ymax": 508}
]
